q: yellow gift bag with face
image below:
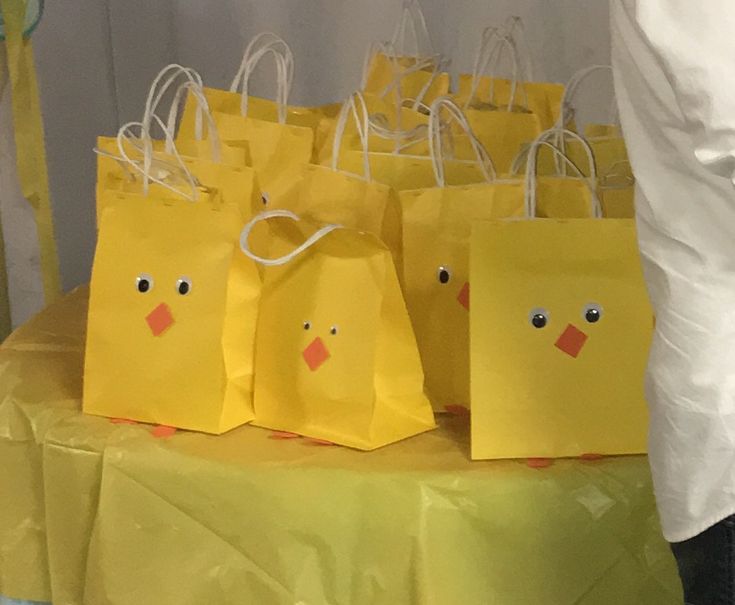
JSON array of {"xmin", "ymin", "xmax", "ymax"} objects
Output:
[
  {"xmin": 241, "ymin": 210, "xmax": 436, "ymax": 450},
  {"xmin": 361, "ymin": 1, "xmax": 449, "ymax": 107},
  {"xmin": 399, "ymin": 99, "xmax": 525, "ymax": 412},
  {"xmin": 455, "ymin": 23, "xmax": 564, "ymax": 130},
  {"xmin": 292, "ymin": 93, "xmax": 402, "ymax": 264},
  {"xmin": 84, "ymin": 144, "xmax": 260, "ymax": 434},
  {"xmin": 470, "ymin": 159, "xmax": 651, "ymax": 460}
]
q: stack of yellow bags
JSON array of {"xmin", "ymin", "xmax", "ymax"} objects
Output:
[{"xmin": 82, "ymin": 3, "xmax": 649, "ymax": 461}]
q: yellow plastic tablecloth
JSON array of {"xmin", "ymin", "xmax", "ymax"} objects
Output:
[{"xmin": 0, "ymin": 289, "xmax": 681, "ymax": 605}]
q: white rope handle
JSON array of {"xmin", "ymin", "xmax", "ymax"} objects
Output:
[
  {"xmin": 164, "ymin": 81, "xmax": 222, "ymax": 163},
  {"xmin": 524, "ymin": 128, "xmax": 602, "ymax": 219},
  {"xmin": 391, "ymin": 0, "xmax": 433, "ymax": 58},
  {"xmin": 230, "ymin": 32, "xmax": 293, "ymax": 91},
  {"xmin": 556, "ymin": 65, "xmax": 613, "ymax": 129},
  {"xmin": 466, "ymin": 34, "xmax": 528, "ymax": 111},
  {"xmin": 378, "ymin": 52, "xmax": 437, "ymax": 100},
  {"xmin": 231, "ymin": 33, "xmax": 294, "ymax": 123},
  {"xmin": 115, "ymin": 120, "xmax": 200, "ymax": 202},
  {"xmin": 485, "ymin": 35, "xmax": 530, "ymax": 111},
  {"xmin": 331, "ymin": 92, "xmax": 371, "ymax": 180},
  {"xmin": 428, "ymin": 97, "xmax": 496, "ymax": 187},
  {"xmin": 467, "ymin": 26, "xmax": 501, "ymax": 102},
  {"xmin": 142, "ymin": 64, "xmax": 204, "ymax": 143},
  {"xmin": 504, "ymin": 16, "xmax": 535, "ymax": 81},
  {"xmin": 239, "ymin": 210, "xmax": 342, "ymax": 267}
]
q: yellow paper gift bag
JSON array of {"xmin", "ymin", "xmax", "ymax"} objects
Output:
[
  {"xmin": 470, "ymin": 161, "xmax": 651, "ymax": 460},
  {"xmin": 241, "ymin": 210, "xmax": 436, "ymax": 450},
  {"xmin": 455, "ymin": 24, "xmax": 563, "ymax": 130},
  {"xmin": 399, "ymin": 99, "xmax": 525, "ymax": 412},
  {"xmin": 84, "ymin": 143, "xmax": 260, "ymax": 433},
  {"xmin": 361, "ymin": 1, "xmax": 449, "ymax": 107},
  {"xmin": 96, "ymin": 65, "xmax": 260, "ymax": 224},
  {"xmin": 292, "ymin": 93, "xmax": 402, "ymax": 264},
  {"xmin": 179, "ymin": 33, "xmax": 337, "ymax": 136}
]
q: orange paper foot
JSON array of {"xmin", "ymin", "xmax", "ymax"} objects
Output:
[
  {"xmin": 526, "ymin": 458, "xmax": 554, "ymax": 469},
  {"xmin": 269, "ymin": 431, "xmax": 302, "ymax": 440},
  {"xmin": 151, "ymin": 425, "xmax": 177, "ymax": 439},
  {"xmin": 580, "ymin": 453, "xmax": 605, "ymax": 461}
]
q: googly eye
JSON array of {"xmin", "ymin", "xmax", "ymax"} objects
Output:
[
  {"xmin": 261, "ymin": 192, "xmax": 270, "ymax": 206},
  {"xmin": 529, "ymin": 307, "xmax": 549, "ymax": 329},
  {"xmin": 437, "ymin": 266, "xmax": 451, "ymax": 285},
  {"xmin": 176, "ymin": 277, "xmax": 192, "ymax": 296},
  {"xmin": 330, "ymin": 326, "xmax": 338, "ymax": 336},
  {"xmin": 583, "ymin": 303, "xmax": 603, "ymax": 323},
  {"xmin": 136, "ymin": 273, "xmax": 154, "ymax": 293},
  {"xmin": 303, "ymin": 321, "xmax": 311, "ymax": 331}
]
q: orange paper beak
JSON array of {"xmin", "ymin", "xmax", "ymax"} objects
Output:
[
  {"xmin": 457, "ymin": 282, "xmax": 470, "ymax": 311},
  {"xmin": 146, "ymin": 303, "xmax": 174, "ymax": 337},
  {"xmin": 554, "ymin": 324, "xmax": 588, "ymax": 358},
  {"xmin": 303, "ymin": 337, "xmax": 330, "ymax": 371}
]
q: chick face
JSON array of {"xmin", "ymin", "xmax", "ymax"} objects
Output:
[
  {"xmin": 254, "ymin": 234, "xmax": 382, "ymax": 441},
  {"xmin": 84, "ymin": 195, "xmax": 258, "ymax": 433},
  {"xmin": 400, "ymin": 186, "xmax": 524, "ymax": 411},
  {"xmin": 471, "ymin": 219, "xmax": 652, "ymax": 460}
]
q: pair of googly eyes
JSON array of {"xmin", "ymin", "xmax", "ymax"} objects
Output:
[
  {"xmin": 529, "ymin": 304, "xmax": 603, "ymax": 329},
  {"xmin": 136, "ymin": 274, "xmax": 192, "ymax": 296},
  {"xmin": 303, "ymin": 321, "xmax": 338, "ymax": 336}
]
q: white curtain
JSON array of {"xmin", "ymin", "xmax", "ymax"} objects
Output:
[{"xmin": 0, "ymin": 0, "xmax": 612, "ymax": 327}]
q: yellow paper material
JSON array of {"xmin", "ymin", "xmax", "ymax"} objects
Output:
[
  {"xmin": 399, "ymin": 183, "xmax": 526, "ymax": 411},
  {"xmin": 84, "ymin": 192, "xmax": 260, "ymax": 433},
  {"xmin": 251, "ymin": 219, "xmax": 435, "ymax": 450},
  {"xmin": 95, "ymin": 136, "xmax": 261, "ymax": 222},
  {"xmin": 363, "ymin": 52, "xmax": 450, "ymax": 106},
  {"xmin": 178, "ymin": 86, "xmax": 338, "ymax": 136},
  {"xmin": 210, "ymin": 110, "xmax": 313, "ymax": 210},
  {"xmin": 465, "ymin": 107, "xmax": 542, "ymax": 174},
  {"xmin": 0, "ymin": 0, "xmax": 61, "ymax": 303},
  {"xmin": 0, "ymin": 288, "xmax": 681, "ymax": 604},
  {"xmin": 290, "ymin": 163, "xmax": 402, "ymax": 265},
  {"xmin": 455, "ymin": 75, "xmax": 564, "ymax": 130},
  {"xmin": 471, "ymin": 219, "xmax": 652, "ymax": 460},
  {"xmin": 333, "ymin": 151, "xmax": 489, "ymax": 192}
]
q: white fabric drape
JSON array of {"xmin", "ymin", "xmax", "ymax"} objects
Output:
[{"xmin": 0, "ymin": 0, "xmax": 612, "ymax": 327}]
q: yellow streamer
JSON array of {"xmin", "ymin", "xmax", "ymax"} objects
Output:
[
  {"xmin": 0, "ymin": 0, "xmax": 61, "ymax": 304},
  {"xmin": 0, "ymin": 47, "xmax": 12, "ymax": 339}
]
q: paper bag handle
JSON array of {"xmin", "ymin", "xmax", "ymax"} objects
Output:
[
  {"xmin": 142, "ymin": 64, "xmax": 203, "ymax": 139},
  {"xmin": 239, "ymin": 210, "xmax": 342, "ymax": 267},
  {"xmin": 466, "ymin": 34, "xmax": 529, "ymax": 112},
  {"xmin": 230, "ymin": 32, "xmax": 294, "ymax": 123},
  {"xmin": 557, "ymin": 65, "xmax": 615, "ymax": 130},
  {"xmin": 113, "ymin": 120, "xmax": 201, "ymax": 202},
  {"xmin": 504, "ymin": 16, "xmax": 535, "ymax": 82},
  {"xmin": 391, "ymin": 0, "xmax": 434, "ymax": 58},
  {"xmin": 163, "ymin": 81, "xmax": 222, "ymax": 163},
  {"xmin": 428, "ymin": 97, "xmax": 496, "ymax": 187},
  {"xmin": 332, "ymin": 91, "xmax": 371, "ymax": 180},
  {"xmin": 524, "ymin": 128, "xmax": 602, "ymax": 218}
]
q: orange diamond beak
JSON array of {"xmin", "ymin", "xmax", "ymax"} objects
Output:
[
  {"xmin": 555, "ymin": 324, "xmax": 588, "ymax": 358},
  {"xmin": 303, "ymin": 337, "xmax": 330, "ymax": 371},
  {"xmin": 146, "ymin": 303, "xmax": 174, "ymax": 337}
]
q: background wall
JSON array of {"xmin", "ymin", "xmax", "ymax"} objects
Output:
[{"xmin": 0, "ymin": 0, "xmax": 613, "ymax": 326}]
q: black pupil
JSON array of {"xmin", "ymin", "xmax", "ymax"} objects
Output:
[
  {"xmin": 438, "ymin": 270, "xmax": 450, "ymax": 284},
  {"xmin": 137, "ymin": 279, "xmax": 150, "ymax": 293},
  {"xmin": 586, "ymin": 309, "xmax": 600, "ymax": 323},
  {"xmin": 262, "ymin": 194, "xmax": 268, "ymax": 206},
  {"xmin": 304, "ymin": 323, "xmax": 310, "ymax": 330},
  {"xmin": 178, "ymin": 281, "xmax": 190, "ymax": 295},
  {"xmin": 532, "ymin": 314, "xmax": 547, "ymax": 329}
]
